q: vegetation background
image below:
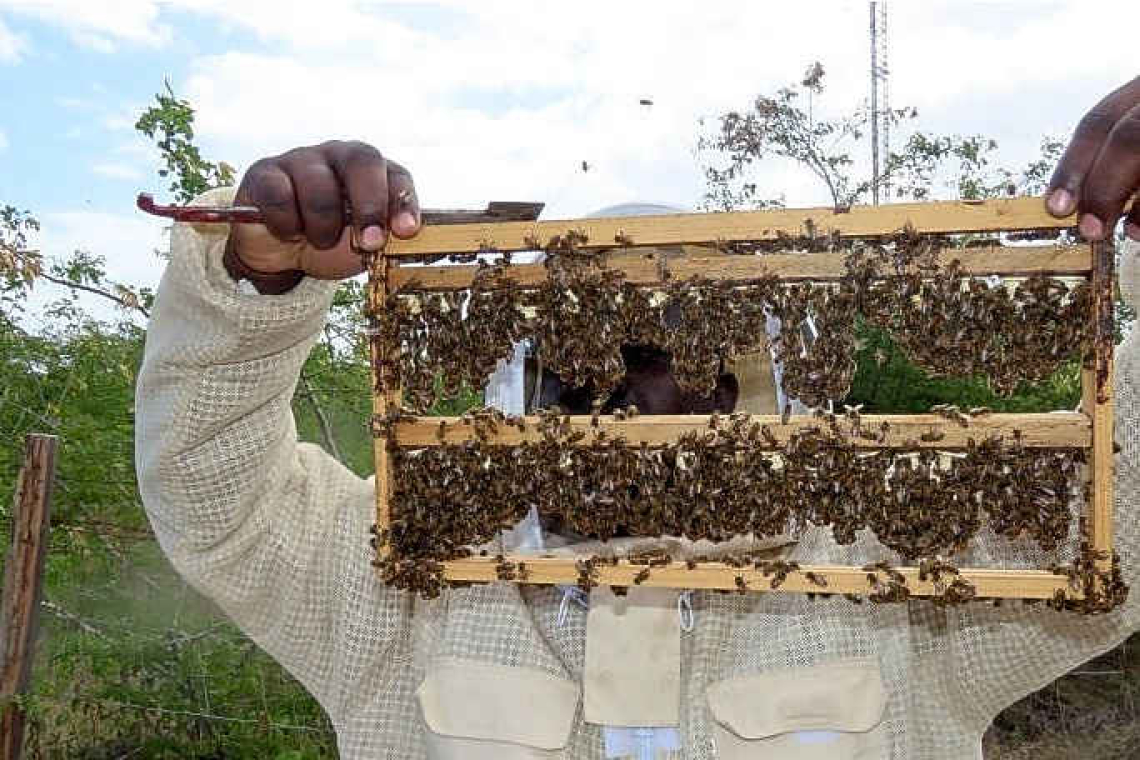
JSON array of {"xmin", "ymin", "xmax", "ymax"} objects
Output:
[{"xmin": 1, "ymin": 67, "xmax": 1136, "ymax": 758}]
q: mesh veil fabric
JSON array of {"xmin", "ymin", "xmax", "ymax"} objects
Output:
[{"xmin": 135, "ymin": 188, "xmax": 1140, "ymax": 759}]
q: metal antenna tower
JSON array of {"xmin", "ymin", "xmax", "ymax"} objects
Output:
[{"xmin": 870, "ymin": 1, "xmax": 890, "ymax": 204}]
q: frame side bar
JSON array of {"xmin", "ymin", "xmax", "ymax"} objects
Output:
[
  {"xmin": 370, "ymin": 253, "xmax": 397, "ymax": 564},
  {"xmin": 1086, "ymin": 240, "xmax": 1116, "ymax": 576}
]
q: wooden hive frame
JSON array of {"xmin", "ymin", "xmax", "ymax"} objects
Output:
[{"xmin": 367, "ymin": 197, "xmax": 1116, "ymax": 602}]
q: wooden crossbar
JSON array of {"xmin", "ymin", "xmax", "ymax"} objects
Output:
[
  {"xmin": 368, "ymin": 198, "xmax": 1115, "ymax": 604},
  {"xmin": 394, "ymin": 412, "xmax": 1089, "ymax": 448},
  {"xmin": 391, "ymin": 244, "xmax": 1091, "ymax": 291}
]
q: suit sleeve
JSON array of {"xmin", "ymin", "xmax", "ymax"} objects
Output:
[{"xmin": 134, "ymin": 188, "xmax": 411, "ymax": 723}]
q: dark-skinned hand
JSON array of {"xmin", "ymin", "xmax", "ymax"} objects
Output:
[
  {"xmin": 1047, "ymin": 76, "xmax": 1140, "ymax": 242},
  {"xmin": 230, "ymin": 140, "xmax": 421, "ymax": 279}
]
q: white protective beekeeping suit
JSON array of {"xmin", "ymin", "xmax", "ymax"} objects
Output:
[{"xmin": 136, "ymin": 187, "xmax": 1140, "ymax": 759}]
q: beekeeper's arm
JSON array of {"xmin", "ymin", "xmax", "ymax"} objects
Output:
[{"xmin": 135, "ymin": 141, "xmax": 421, "ymax": 719}]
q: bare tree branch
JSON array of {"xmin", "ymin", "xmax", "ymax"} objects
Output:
[
  {"xmin": 299, "ymin": 371, "xmax": 343, "ymax": 463},
  {"xmin": 38, "ymin": 271, "xmax": 151, "ymax": 319}
]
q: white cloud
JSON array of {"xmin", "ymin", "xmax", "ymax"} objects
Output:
[
  {"xmin": 13, "ymin": 0, "xmax": 1140, "ymax": 307},
  {"xmin": 172, "ymin": 3, "xmax": 871, "ymax": 216},
  {"xmin": 92, "ymin": 162, "xmax": 143, "ymax": 181},
  {"xmin": 166, "ymin": 0, "xmax": 1140, "ymax": 219},
  {"xmin": 0, "ymin": 15, "xmax": 25, "ymax": 61},
  {"xmin": 0, "ymin": 0, "xmax": 171, "ymax": 53},
  {"xmin": 891, "ymin": 2, "xmax": 1139, "ymax": 111},
  {"xmin": 17, "ymin": 0, "xmax": 1137, "ymax": 215},
  {"xmin": 69, "ymin": 29, "xmax": 115, "ymax": 54}
]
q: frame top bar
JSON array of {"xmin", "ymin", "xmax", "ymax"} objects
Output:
[{"xmin": 385, "ymin": 196, "xmax": 1075, "ymax": 257}]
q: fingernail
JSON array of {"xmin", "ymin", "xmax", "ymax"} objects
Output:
[
  {"xmin": 1047, "ymin": 188, "xmax": 1074, "ymax": 216},
  {"xmin": 360, "ymin": 225, "xmax": 387, "ymax": 250},
  {"xmin": 1079, "ymin": 213, "xmax": 1104, "ymax": 240},
  {"xmin": 1126, "ymin": 221, "xmax": 1140, "ymax": 242},
  {"xmin": 395, "ymin": 211, "xmax": 418, "ymax": 234}
]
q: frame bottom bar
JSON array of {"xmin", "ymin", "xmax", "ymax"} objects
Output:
[{"xmin": 440, "ymin": 557, "xmax": 1075, "ymax": 599}]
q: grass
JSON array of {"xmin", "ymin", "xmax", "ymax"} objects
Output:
[
  {"xmin": 17, "ymin": 532, "xmax": 1138, "ymax": 758},
  {"xmin": 984, "ymin": 632, "xmax": 1140, "ymax": 759},
  {"xmin": 20, "ymin": 539, "xmax": 336, "ymax": 759}
]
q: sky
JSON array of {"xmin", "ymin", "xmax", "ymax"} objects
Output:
[{"xmin": 0, "ymin": 0, "xmax": 1137, "ymax": 319}]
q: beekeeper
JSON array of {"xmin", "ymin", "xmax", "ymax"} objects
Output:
[{"xmin": 135, "ymin": 76, "xmax": 1140, "ymax": 759}]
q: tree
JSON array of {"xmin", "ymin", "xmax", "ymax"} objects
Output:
[
  {"xmin": 699, "ymin": 62, "xmax": 1067, "ymax": 211},
  {"xmin": 0, "ymin": 84, "xmax": 338, "ymax": 758},
  {"xmin": 135, "ymin": 80, "xmax": 235, "ymax": 204},
  {"xmin": 699, "ymin": 62, "xmax": 915, "ymax": 210}
]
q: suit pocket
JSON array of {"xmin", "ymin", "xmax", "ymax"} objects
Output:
[
  {"xmin": 417, "ymin": 657, "xmax": 580, "ymax": 760},
  {"xmin": 707, "ymin": 658, "xmax": 888, "ymax": 759}
]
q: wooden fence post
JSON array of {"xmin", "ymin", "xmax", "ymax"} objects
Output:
[{"xmin": 0, "ymin": 434, "xmax": 59, "ymax": 760}]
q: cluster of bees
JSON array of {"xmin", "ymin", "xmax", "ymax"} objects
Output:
[
  {"xmin": 1045, "ymin": 537, "xmax": 1129, "ymax": 614},
  {"xmin": 370, "ymin": 265, "xmax": 527, "ymax": 411},
  {"xmin": 373, "ymin": 408, "xmax": 1095, "ymax": 602},
  {"xmin": 368, "ymin": 229, "xmax": 1125, "ymax": 612},
  {"xmin": 374, "ymin": 227, "xmax": 1090, "ymax": 411},
  {"xmin": 846, "ymin": 232, "xmax": 1092, "ymax": 396}
]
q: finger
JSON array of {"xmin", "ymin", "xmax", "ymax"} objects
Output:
[
  {"xmin": 324, "ymin": 141, "xmax": 391, "ymax": 251},
  {"xmin": 1047, "ymin": 76, "xmax": 1140, "ymax": 217},
  {"xmin": 1077, "ymin": 102, "xmax": 1140, "ymax": 240},
  {"xmin": 236, "ymin": 159, "xmax": 301, "ymax": 241},
  {"xmin": 281, "ymin": 150, "xmax": 346, "ymax": 250},
  {"xmin": 387, "ymin": 161, "xmax": 421, "ymax": 239},
  {"xmin": 296, "ymin": 226, "xmax": 366, "ymax": 280}
]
